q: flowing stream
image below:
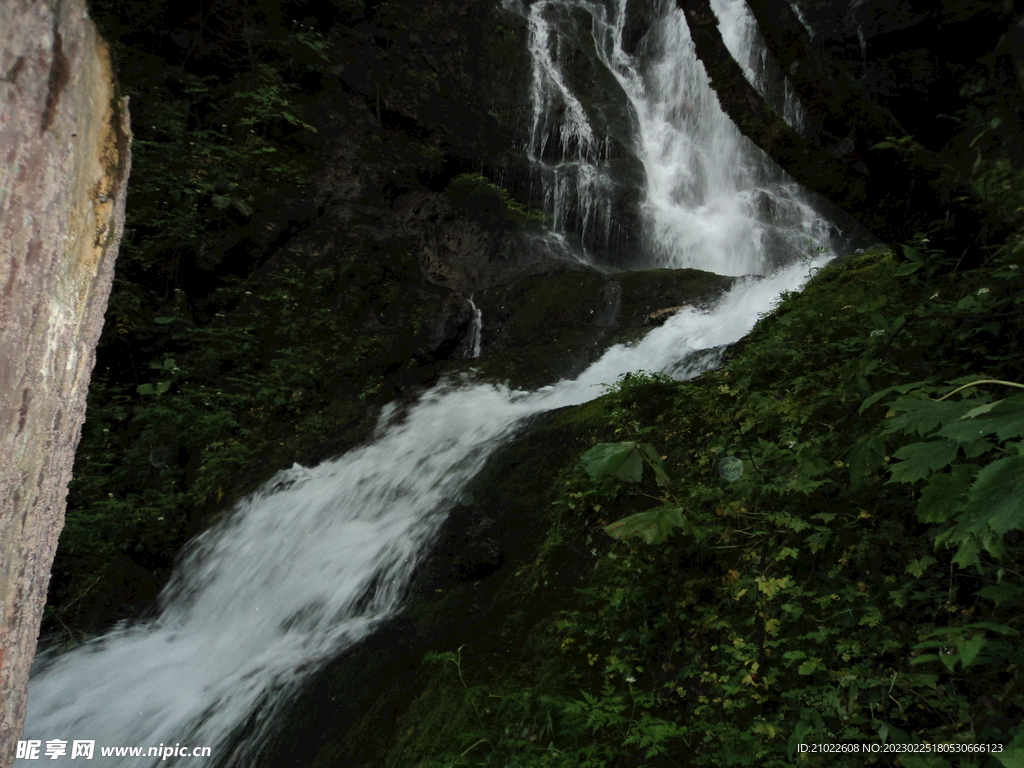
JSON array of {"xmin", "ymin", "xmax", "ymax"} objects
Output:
[{"xmin": 19, "ymin": 0, "xmax": 837, "ymax": 764}]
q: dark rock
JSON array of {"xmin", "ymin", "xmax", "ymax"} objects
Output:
[{"xmin": 459, "ymin": 266, "xmax": 735, "ymax": 389}]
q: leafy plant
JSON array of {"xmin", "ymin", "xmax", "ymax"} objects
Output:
[
  {"xmin": 871, "ymin": 378, "xmax": 1024, "ymax": 566},
  {"xmin": 580, "ymin": 440, "xmax": 700, "ymax": 544}
]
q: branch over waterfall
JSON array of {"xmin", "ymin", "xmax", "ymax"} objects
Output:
[{"xmin": 676, "ymin": 0, "xmax": 1000, "ymax": 259}]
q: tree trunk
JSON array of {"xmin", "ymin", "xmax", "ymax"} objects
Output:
[
  {"xmin": 677, "ymin": 0, "xmax": 999, "ymax": 258},
  {"xmin": 0, "ymin": 0, "xmax": 131, "ymax": 762}
]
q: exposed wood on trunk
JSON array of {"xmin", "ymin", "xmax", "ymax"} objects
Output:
[{"xmin": 0, "ymin": 0, "xmax": 131, "ymax": 761}]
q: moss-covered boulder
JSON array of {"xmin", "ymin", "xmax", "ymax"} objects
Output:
[{"xmin": 465, "ymin": 267, "xmax": 735, "ymax": 389}]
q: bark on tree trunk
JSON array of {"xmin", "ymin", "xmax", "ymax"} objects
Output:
[
  {"xmin": 676, "ymin": 0, "xmax": 999, "ymax": 259},
  {"xmin": 0, "ymin": 0, "xmax": 131, "ymax": 763}
]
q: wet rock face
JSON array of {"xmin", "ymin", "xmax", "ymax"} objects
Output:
[
  {"xmin": 393, "ymin": 191, "xmax": 568, "ymax": 295},
  {"xmin": 0, "ymin": 0, "xmax": 130, "ymax": 758},
  {"xmin": 463, "ymin": 267, "xmax": 735, "ymax": 389}
]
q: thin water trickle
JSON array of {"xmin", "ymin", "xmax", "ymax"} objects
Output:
[
  {"xmin": 467, "ymin": 295, "xmax": 484, "ymax": 359},
  {"xmin": 20, "ymin": 1, "xmax": 836, "ymax": 764}
]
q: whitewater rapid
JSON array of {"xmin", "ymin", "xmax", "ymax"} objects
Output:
[{"xmin": 19, "ymin": 0, "xmax": 838, "ymax": 764}]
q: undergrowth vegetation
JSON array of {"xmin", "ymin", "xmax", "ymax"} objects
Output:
[{"xmin": 399, "ymin": 222, "xmax": 1024, "ymax": 765}]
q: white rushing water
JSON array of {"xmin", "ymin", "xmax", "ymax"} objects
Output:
[
  {"xmin": 520, "ymin": 0, "xmax": 830, "ymax": 273},
  {"xmin": 19, "ymin": 1, "xmax": 835, "ymax": 765}
]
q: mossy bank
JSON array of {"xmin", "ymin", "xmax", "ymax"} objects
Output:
[{"xmin": 260, "ymin": 242, "xmax": 1024, "ymax": 767}]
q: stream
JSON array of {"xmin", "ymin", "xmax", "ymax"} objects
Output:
[{"xmin": 18, "ymin": 0, "xmax": 839, "ymax": 764}]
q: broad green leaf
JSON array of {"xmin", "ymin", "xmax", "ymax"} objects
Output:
[
  {"xmin": 948, "ymin": 533, "xmax": 986, "ymax": 568},
  {"xmin": 961, "ymin": 437, "xmax": 995, "ymax": 458},
  {"xmin": 916, "ymin": 464, "xmax": 976, "ymax": 522},
  {"xmin": 637, "ymin": 443, "xmax": 671, "ymax": 486},
  {"xmin": 967, "ymin": 620, "xmax": 1020, "ymax": 635},
  {"xmin": 582, "ymin": 442, "xmax": 644, "ymax": 484},
  {"xmin": 977, "ymin": 395, "xmax": 1024, "ymax": 441},
  {"xmin": 604, "ymin": 506, "xmax": 696, "ymax": 545},
  {"xmin": 888, "ymin": 439, "xmax": 958, "ymax": 483},
  {"xmin": 860, "ymin": 381, "xmax": 931, "ymax": 414},
  {"xmin": 961, "ymin": 455, "xmax": 1024, "ymax": 535},
  {"xmin": 963, "ymin": 400, "xmax": 1003, "ymax": 419},
  {"xmin": 884, "ymin": 398, "xmax": 981, "ymax": 436},
  {"xmin": 977, "ymin": 582, "xmax": 1024, "ymax": 608},
  {"xmin": 937, "ymin": 397, "xmax": 1024, "ymax": 444},
  {"xmin": 136, "ymin": 381, "xmax": 171, "ymax": 396},
  {"xmin": 797, "ymin": 659, "xmax": 823, "ymax": 675},
  {"xmin": 956, "ymin": 633, "xmax": 987, "ymax": 667}
]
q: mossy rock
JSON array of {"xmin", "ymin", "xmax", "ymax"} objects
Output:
[{"xmin": 458, "ymin": 266, "xmax": 734, "ymax": 389}]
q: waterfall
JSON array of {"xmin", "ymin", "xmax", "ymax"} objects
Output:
[
  {"xmin": 18, "ymin": 1, "xmax": 836, "ymax": 765},
  {"xmin": 519, "ymin": 0, "xmax": 831, "ymax": 273}
]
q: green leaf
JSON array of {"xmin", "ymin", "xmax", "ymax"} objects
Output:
[
  {"xmin": 885, "ymin": 398, "xmax": 980, "ymax": 437},
  {"xmin": 797, "ymin": 658, "xmax": 824, "ymax": 675},
  {"xmin": 582, "ymin": 442, "xmax": 644, "ymax": 483},
  {"xmin": 934, "ymin": 456, "xmax": 1024, "ymax": 563},
  {"xmin": 956, "ymin": 633, "xmax": 987, "ymax": 668},
  {"xmin": 961, "ymin": 455, "xmax": 1024, "ymax": 535},
  {"xmin": 603, "ymin": 506, "xmax": 696, "ymax": 545},
  {"xmin": 860, "ymin": 382, "xmax": 930, "ymax": 414},
  {"xmin": 916, "ymin": 464, "xmax": 976, "ymax": 522},
  {"xmin": 977, "ymin": 582, "xmax": 1024, "ymax": 608},
  {"xmin": 905, "ymin": 556, "xmax": 937, "ymax": 577},
  {"xmin": 637, "ymin": 443, "xmax": 671, "ymax": 486},
  {"xmin": 934, "ymin": 397, "xmax": 1024, "ymax": 446},
  {"xmin": 138, "ymin": 381, "xmax": 172, "ymax": 396},
  {"xmin": 787, "ymin": 720, "xmax": 814, "ymax": 758},
  {"xmin": 888, "ymin": 439, "xmax": 959, "ymax": 483}
]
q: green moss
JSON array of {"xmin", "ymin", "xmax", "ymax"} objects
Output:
[{"xmin": 446, "ymin": 173, "xmax": 550, "ymax": 228}]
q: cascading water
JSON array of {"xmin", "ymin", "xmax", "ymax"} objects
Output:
[
  {"xmin": 18, "ymin": 1, "xmax": 838, "ymax": 765},
  {"xmin": 519, "ymin": 0, "xmax": 832, "ymax": 272}
]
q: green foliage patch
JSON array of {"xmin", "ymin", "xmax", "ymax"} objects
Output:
[{"xmin": 398, "ymin": 238, "xmax": 1024, "ymax": 767}]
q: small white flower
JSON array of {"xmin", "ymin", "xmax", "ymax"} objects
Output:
[
  {"xmin": 626, "ymin": 675, "xmax": 636, "ymax": 683},
  {"xmin": 977, "ymin": 287, "xmax": 990, "ymax": 295},
  {"xmin": 1009, "ymin": 265, "xmax": 1019, "ymax": 270},
  {"xmin": 869, "ymin": 329, "xmax": 885, "ymax": 337}
]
